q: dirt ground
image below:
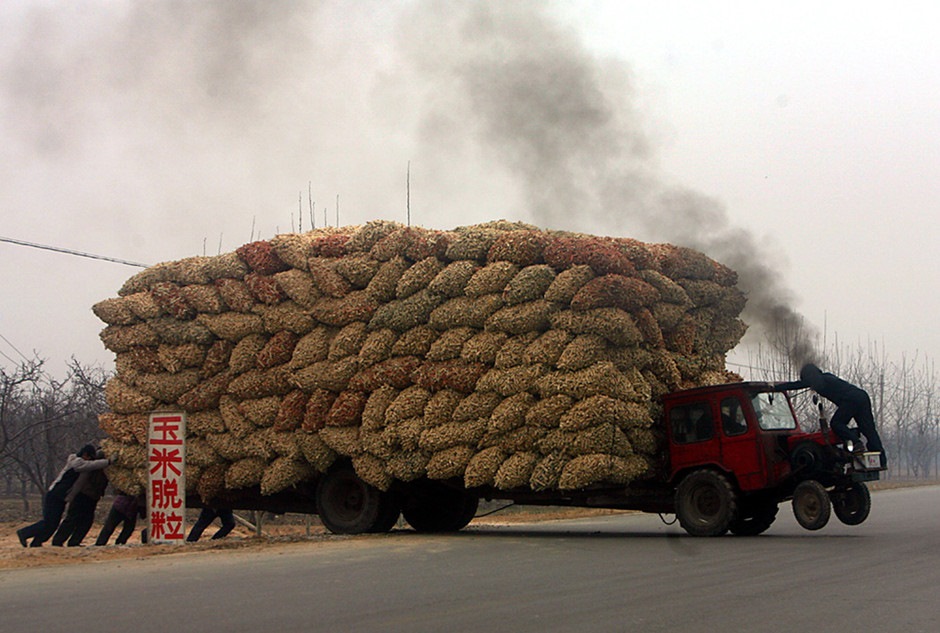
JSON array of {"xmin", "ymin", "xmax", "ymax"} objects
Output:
[
  {"xmin": 2, "ymin": 479, "xmax": 931, "ymax": 571},
  {"xmin": 0, "ymin": 496, "xmax": 621, "ymax": 571}
]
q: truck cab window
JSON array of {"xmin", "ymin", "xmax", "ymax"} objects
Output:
[
  {"xmin": 670, "ymin": 403, "xmax": 714, "ymax": 444},
  {"xmin": 720, "ymin": 397, "xmax": 747, "ymax": 436},
  {"xmin": 750, "ymin": 392, "xmax": 797, "ymax": 430}
]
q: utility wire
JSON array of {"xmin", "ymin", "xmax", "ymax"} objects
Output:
[
  {"xmin": 0, "ymin": 332, "xmax": 30, "ymax": 362},
  {"xmin": 725, "ymin": 359, "xmax": 790, "ymax": 378},
  {"xmin": 0, "ymin": 235, "xmax": 149, "ymax": 268},
  {"xmin": 0, "ymin": 332, "xmax": 34, "ymax": 368},
  {"xmin": 0, "ymin": 347, "xmax": 20, "ymax": 365}
]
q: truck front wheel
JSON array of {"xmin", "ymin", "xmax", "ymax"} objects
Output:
[
  {"xmin": 676, "ymin": 470, "xmax": 737, "ymax": 536},
  {"xmin": 316, "ymin": 465, "xmax": 390, "ymax": 534},
  {"xmin": 832, "ymin": 482, "xmax": 871, "ymax": 526},
  {"xmin": 791, "ymin": 480, "xmax": 831, "ymax": 530}
]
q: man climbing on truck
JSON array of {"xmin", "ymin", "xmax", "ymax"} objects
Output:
[{"xmin": 776, "ymin": 363, "xmax": 887, "ymax": 468}]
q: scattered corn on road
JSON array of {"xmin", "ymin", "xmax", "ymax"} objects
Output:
[{"xmin": 3, "ymin": 485, "xmax": 938, "ymax": 633}]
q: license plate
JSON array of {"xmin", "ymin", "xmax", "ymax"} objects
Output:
[{"xmin": 860, "ymin": 452, "xmax": 882, "ymax": 470}]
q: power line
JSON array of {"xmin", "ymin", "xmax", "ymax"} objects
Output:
[
  {"xmin": 0, "ymin": 347, "xmax": 20, "ymax": 366},
  {"xmin": 0, "ymin": 235, "xmax": 149, "ymax": 268},
  {"xmin": 0, "ymin": 332, "xmax": 33, "ymax": 368},
  {"xmin": 724, "ymin": 359, "xmax": 788, "ymax": 379},
  {"xmin": 0, "ymin": 332, "xmax": 29, "ymax": 362}
]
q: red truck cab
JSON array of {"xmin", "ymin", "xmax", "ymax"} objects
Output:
[
  {"xmin": 662, "ymin": 381, "xmax": 882, "ymax": 536},
  {"xmin": 665, "ymin": 382, "xmax": 798, "ymax": 490}
]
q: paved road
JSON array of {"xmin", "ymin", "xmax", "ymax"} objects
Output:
[{"xmin": 3, "ymin": 485, "xmax": 938, "ymax": 633}]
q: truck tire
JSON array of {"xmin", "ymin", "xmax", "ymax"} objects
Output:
[
  {"xmin": 832, "ymin": 482, "xmax": 871, "ymax": 526},
  {"xmin": 791, "ymin": 480, "xmax": 831, "ymax": 530},
  {"xmin": 316, "ymin": 465, "xmax": 387, "ymax": 534},
  {"xmin": 675, "ymin": 470, "xmax": 737, "ymax": 537},
  {"xmin": 790, "ymin": 441, "xmax": 826, "ymax": 479},
  {"xmin": 402, "ymin": 481, "xmax": 479, "ymax": 533},
  {"xmin": 369, "ymin": 493, "xmax": 402, "ymax": 533},
  {"xmin": 729, "ymin": 497, "xmax": 778, "ymax": 536}
]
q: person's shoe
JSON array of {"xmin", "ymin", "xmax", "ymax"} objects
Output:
[{"xmin": 17, "ymin": 529, "xmax": 27, "ymax": 548}]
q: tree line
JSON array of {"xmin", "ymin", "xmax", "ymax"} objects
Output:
[{"xmin": 0, "ymin": 358, "xmax": 107, "ymax": 512}]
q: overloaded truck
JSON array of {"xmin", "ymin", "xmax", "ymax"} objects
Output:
[
  {"xmin": 205, "ymin": 380, "xmax": 883, "ymax": 537},
  {"xmin": 93, "ymin": 221, "xmax": 883, "ymax": 538}
]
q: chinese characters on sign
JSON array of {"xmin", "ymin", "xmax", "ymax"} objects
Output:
[{"xmin": 148, "ymin": 413, "xmax": 186, "ymax": 543}]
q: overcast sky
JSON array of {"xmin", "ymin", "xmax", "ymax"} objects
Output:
[{"xmin": 1, "ymin": 0, "xmax": 937, "ymax": 379}]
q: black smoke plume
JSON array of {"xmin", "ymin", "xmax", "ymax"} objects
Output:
[
  {"xmin": 0, "ymin": 0, "xmax": 818, "ymax": 370},
  {"xmin": 399, "ymin": 1, "xmax": 819, "ymax": 366}
]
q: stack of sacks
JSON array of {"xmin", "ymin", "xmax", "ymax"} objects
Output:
[{"xmin": 94, "ymin": 221, "xmax": 744, "ymax": 501}]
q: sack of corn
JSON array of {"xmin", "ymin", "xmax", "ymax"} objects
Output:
[{"xmin": 95, "ymin": 221, "xmax": 744, "ymax": 503}]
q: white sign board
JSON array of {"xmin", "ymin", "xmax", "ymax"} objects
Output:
[{"xmin": 147, "ymin": 412, "xmax": 186, "ymax": 543}]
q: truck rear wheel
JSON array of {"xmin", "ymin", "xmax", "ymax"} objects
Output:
[
  {"xmin": 402, "ymin": 481, "xmax": 478, "ymax": 533},
  {"xmin": 369, "ymin": 493, "xmax": 402, "ymax": 533},
  {"xmin": 729, "ymin": 497, "xmax": 778, "ymax": 536},
  {"xmin": 676, "ymin": 470, "xmax": 737, "ymax": 537},
  {"xmin": 316, "ymin": 465, "xmax": 389, "ymax": 534},
  {"xmin": 792, "ymin": 480, "xmax": 831, "ymax": 530},
  {"xmin": 832, "ymin": 482, "xmax": 871, "ymax": 526}
]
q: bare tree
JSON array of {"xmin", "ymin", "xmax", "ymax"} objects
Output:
[
  {"xmin": 884, "ymin": 355, "xmax": 937, "ymax": 477},
  {"xmin": 0, "ymin": 357, "xmax": 45, "ymax": 457},
  {"xmin": 0, "ymin": 357, "xmax": 109, "ymax": 515}
]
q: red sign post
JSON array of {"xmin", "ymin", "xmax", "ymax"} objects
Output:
[{"xmin": 147, "ymin": 413, "xmax": 186, "ymax": 543}]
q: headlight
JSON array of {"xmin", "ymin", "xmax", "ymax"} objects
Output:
[{"xmin": 844, "ymin": 439, "xmax": 855, "ymax": 453}]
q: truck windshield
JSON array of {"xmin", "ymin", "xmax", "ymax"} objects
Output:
[{"xmin": 750, "ymin": 392, "xmax": 797, "ymax": 430}]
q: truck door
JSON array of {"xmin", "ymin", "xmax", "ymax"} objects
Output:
[
  {"xmin": 668, "ymin": 400, "xmax": 721, "ymax": 475},
  {"xmin": 718, "ymin": 396, "xmax": 763, "ymax": 491}
]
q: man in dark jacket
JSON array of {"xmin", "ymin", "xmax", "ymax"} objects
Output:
[
  {"xmin": 16, "ymin": 445, "xmax": 110, "ymax": 547},
  {"xmin": 95, "ymin": 493, "xmax": 145, "ymax": 546},
  {"xmin": 777, "ymin": 363, "xmax": 886, "ymax": 466},
  {"xmin": 186, "ymin": 506, "xmax": 237, "ymax": 542},
  {"xmin": 52, "ymin": 453, "xmax": 110, "ymax": 547}
]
